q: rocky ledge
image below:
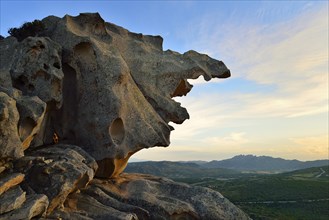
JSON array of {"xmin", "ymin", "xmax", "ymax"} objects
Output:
[{"xmin": 0, "ymin": 13, "xmax": 249, "ymax": 219}]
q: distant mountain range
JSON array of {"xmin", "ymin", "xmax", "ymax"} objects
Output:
[
  {"xmin": 203, "ymin": 155, "xmax": 329, "ymax": 172},
  {"xmin": 126, "ymin": 155, "xmax": 329, "ymax": 177}
]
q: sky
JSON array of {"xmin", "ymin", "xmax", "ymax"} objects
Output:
[{"xmin": 1, "ymin": 0, "xmax": 328, "ymax": 161}]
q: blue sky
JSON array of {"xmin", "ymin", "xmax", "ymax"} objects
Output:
[{"xmin": 1, "ymin": 1, "xmax": 328, "ymax": 161}]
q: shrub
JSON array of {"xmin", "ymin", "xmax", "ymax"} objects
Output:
[
  {"xmin": 8, "ymin": 20, "xmax": 45, "ymax": 42},
  {"xmin": 0, "ymin": 35, "xmax": 4, "ymax": 40}
]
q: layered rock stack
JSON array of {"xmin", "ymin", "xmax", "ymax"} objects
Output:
[{"xmin": 0, "ymin": 13, "xmax": 249, "ymax": 219}]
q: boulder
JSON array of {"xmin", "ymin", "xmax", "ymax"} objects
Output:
[
  {"xmin": 36, "ymin": 13, "xmax": 230, "ymax": 178},
  {"xmin": 0, "ymin": 12, "xmax": 249, "ymax": 220},
  {"xmin": 0, "ymin": 88, "xmax": 46, "ymax": 159},
  {"xmin": 55, "ymin": 173, "xmax": 249, "ymax": 220},
  {"xmin": 0, "ymin": 91, "xmax": 23, "ymax": 159},
  {"xmin": 14, "ymin": 144, "xmax": 97, "ymax": 213},
  {"xmin": 16, "ymin": 95, "xmax": 46, "ymax": 150},
  {"xmin": 0, "ymin": 92, "xmax": 22, "ymax": 159},
  {"xmin": 1, "ymin": 13, "xmax": 230, "ymax": 177}
]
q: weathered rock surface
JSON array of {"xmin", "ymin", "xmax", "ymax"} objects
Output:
[
  {"xmin": 0, "ymin": 92, "xmax": 22, "ymax": 159},
  {"xmin": 0, "ymin": 186, "xmax": 26, "ymax": 214},
  {"xmin": 0, "ymin": 35, "xmax": 62, "ymax": 160},
  {"xmin": 0, "ymin": 12, "xmax": 249, "ymax": 220},
  {"xmin": 14, "ymin": 144, "xmax": 97, "ymax": 213},
  {"xmin": 53, "ymin": 173, "xmax": 249, "ymax": 220},
  {"xmin": 0, "ymin": 194, "xmax": 48, "ymax": 220},
  {"xmin": 0, "ymin": 12, "xmax": 230, "ymax": 177},
  {"xmin": 64, "ymin": 193, "xmax": 138, "ymax": 220},
  {"xmin": 9, "ymin": 37, "xmax": 63, "ymax": 107},
  {"xmin": 0, "ymin": 173, "xmax": 24, "ymax": 196},
  {"xmin": 39, "ymin": 13, "xmax": 230, "ymax": 178},
  {"xmin": 0, "ymin": 88, "xmax": 46, "ymax": 160}
]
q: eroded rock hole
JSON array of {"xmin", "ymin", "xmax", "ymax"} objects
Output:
[
  {"xmin": 109, "ymin": 118, "xmax": 125, "ymax": 145},
  {"xmin": 53, "ymin": 62, "xmax": 61, "ymax": 69},
  {"xmin": 54, "ymin": 63, "xmax": 78, "ymax": 144},
  {"xmin": 28, "ymin": 84, "xmax": 35, "ymax": 91},
  {"xmin": 13, "ymin": 75, "xmax": 28, "ymax": 92},
  {"xmin": 19, "ymin": 117, "xmax": 36, "ymax": 141},
  {"xmin": 74, "ymin": 42, "xmax": 95, "ymax": 60},
  {"xmin": 73, "ymin": 42, "xmax": 97, "ymax": 72}
]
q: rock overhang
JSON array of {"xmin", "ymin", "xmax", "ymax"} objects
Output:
[{"xmin": 0, "ymin": 12, "xmax": 230, "ymax": 178}]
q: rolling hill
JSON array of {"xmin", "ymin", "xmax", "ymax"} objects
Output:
[
  {"xmin": 125, "ymin": 159, "xmax": 329, "ymax": 219},
  {"xmin": 125, "ymin": 161, "xmax": 241, "ymax": 179},
  {"xmin": 127, "ymin": 155, "xmax": 329, "ymax": 175}
]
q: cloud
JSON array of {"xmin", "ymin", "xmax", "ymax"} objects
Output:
[
  {"xmin": 133, "ymin": 4, "xmax": 329, "ymax": 161},
  {"xmin": 204, "ymin": 132, "xmax": 249, "ymax": 147},
  {"xmin": 165, "ymin": 4, "xmax": 328, "ymax": 160},
  {"xmin": 179, "ymin": 4, "xmax": 328, "ymax": 119},
  {"xmin": 134, "ymin": 132, "xmax": 329, "ymax": 161}
]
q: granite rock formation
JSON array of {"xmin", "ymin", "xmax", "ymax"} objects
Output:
[
  {"xmin": 48, "ymin": 173, "xmax": 249, "ymax": 220},
  {"xmin": 0, "ymin": 13, "xmax": 250, "ymax": 219}
]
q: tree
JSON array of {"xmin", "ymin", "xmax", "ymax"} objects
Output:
[{"xmin": 8, "ymin": 20, "xmax": 45, "ymax": 42}]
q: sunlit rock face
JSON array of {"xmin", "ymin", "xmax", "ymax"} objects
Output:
[
  {"xmin": 0, "ymin": 37, "xmax": 58, "ymax": 159},
  {"xmin": 0, "ymin": 12, "xmax": 249, "ymax": 220},
  {"xmin": 0, "ymin": 13, "xmax": 230, "ymax": 178}
]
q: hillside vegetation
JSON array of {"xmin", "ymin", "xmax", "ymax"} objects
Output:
[
  {"xmin": 181, "ymin": 166, "xmax": 329, "ymax": 220},
  {"xmin": 126, "ymin": 160, "xmax": 329, "ymax": 220},
  {"xmin": 125, "ymin": 161, "xmax": 244, "ymax": 179}
]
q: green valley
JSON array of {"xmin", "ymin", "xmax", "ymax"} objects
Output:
[
  {"xmin": 126, "ymin": 159, "xmax": 329, "ymax": 219},
  {"xmin": 176, "ymin": 166, "xmax": 329, "ymax": 220}
]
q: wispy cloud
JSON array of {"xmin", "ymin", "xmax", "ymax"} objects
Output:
[
  {"xmin": 171, "ymin": 4, "xmax": 328, "ymax": 124},
  {"xmin": 132, "ymin": 3, "xmax": 328, "ymax": 161},
  {"xmin": 204, "ymin": 132, "xmax": 249, "ymax": 147},
  {"xmin": 182, "ymin": 4, "xmax": 328, "ymax": 118},
  {"xmin": 159, "ymin": 4, "xmax": 328, "ymax": 161}
]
